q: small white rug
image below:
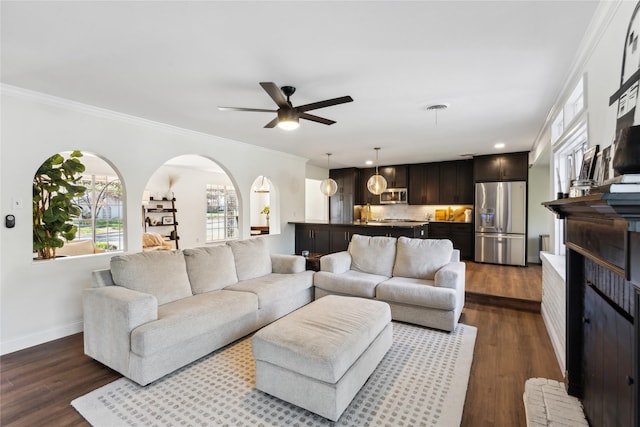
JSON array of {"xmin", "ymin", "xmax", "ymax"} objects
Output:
[{"xmin": 72, "ymin": 322, "xmax": 477, "ymax": 426}]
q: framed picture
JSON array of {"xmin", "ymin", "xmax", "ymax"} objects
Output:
[
  {"xmin": 593, "ymin": 152, "xmax": 603, "ymax": 184},
  {"xmin": 162, "ymin": 216, "xmax": 174, "ymax": 225},
  {"xmin": 579, "ymin": 145, "xmax": 599, "ymax": 180},
  {"xmin": 601, "ymin": 145, "xmax": 612, "ymax": 182}
]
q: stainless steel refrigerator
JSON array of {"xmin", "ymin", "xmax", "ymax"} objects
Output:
[{"xmin": 475, "ymin": 181, "xmax": 527, "ymax": 266}]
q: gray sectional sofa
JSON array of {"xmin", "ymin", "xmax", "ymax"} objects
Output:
[
  {"xmin": 314, "ymin": 234, "xmax": 465, "ymax": 331},
  {"xmin": 83, "ymin": 237, "xmax": 313, "ymax": 386}
]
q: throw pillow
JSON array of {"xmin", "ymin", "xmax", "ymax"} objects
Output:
[
  {"xmin": 392, "ymin": 237, "xmax": 453, "ymax": 280},
  {"xmin": 227, "ymin": 237, "xmax": 272, "ymax": 281},
  {"xmin": 183, "ymin": 245, "xmax": 238, "ymax": 293},
  {"xmin": 110, "ymin": 251, "xmax": 192, "ymax": 305},
  {"xmin": 348, "ymin": 234, "xmax": 397, "ymax": 277}
]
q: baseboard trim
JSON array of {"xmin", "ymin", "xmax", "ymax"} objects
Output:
[
  {"xmin": 465, "ymin": 291, "xmax": 541, "ymax": 313},
  {"xmin": 0, "ymin": 321, "xmax": 83, "ymax": 356}
]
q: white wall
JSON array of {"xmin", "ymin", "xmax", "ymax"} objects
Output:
[
  {"xmin": 0, "ymin": 86, "xmax": 307, "ymax": 354},
  {"xmin": 305, "ymin": 179, "xmax": 329, "ymax": 222},
  {"xmin": 527, "ymin": 165, "xmax": 550, "ymax": 263}
]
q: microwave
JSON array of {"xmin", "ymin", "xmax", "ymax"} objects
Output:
[{"xmin": 380, "ymin": 188, "xmax": 408, "ymax": 204}]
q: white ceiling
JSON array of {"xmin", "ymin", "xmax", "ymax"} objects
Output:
[{"xmin": 1, "ymin": 1, "xmax": 599, "ymax": 169}]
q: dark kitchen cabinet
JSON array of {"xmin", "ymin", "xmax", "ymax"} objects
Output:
[
  {"xmin": 379, "ymin": 165, "xmax": 408, "ymax": 188},
  {"xmin": 409, "ymin": 160, "xmax": 472, "ymax": 205},
  {"xmin": 359, "ymin": 167, "xmax": 380, "ymax": 205},
  {"xmin": 330, "ymin": 168, "xmax": 359, "ymax": 223},
  {"xmin": 439, "ymin": 160, "xmax": 473, "ymax": 204},
  {"xmin": 427, "ymin": 222, "xmax": 473, "ymax": 259},
  {"xmin": 295, "ymin": 224, "xmax": 330, "ymax": 255},
  {"xmin": 474, "ymin": 152, "xmax": 528, "ymax": 182},
  {"xmin": 409, "ymin": 163, "xmax": 439, "ymax": 205},
  {"xmin": 330, "ymin": 226, "xmax": 355, "ymax": 252}
]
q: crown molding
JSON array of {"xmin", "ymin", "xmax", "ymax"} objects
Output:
[{"xmin": 531, "ymin": 0, "xmax": 622, "ymax": 160}]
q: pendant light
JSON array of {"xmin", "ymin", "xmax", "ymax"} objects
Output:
[
  {"xmin": 254, "ymin": 176, "xmax": 270, "ymax": 193},
  {"xmin": 367, "ymin": 147, "xmax": 387, "ymax": 195},
  {"xmin": 320, "ymin": 153, "xmax": 338, "ymax": 197}
]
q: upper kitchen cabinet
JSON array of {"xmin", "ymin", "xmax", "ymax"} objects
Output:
[
  {"xmin": 439, "ymin": 160, "xmax": 473, "ymax": 204},
  {"xmin": 408, "ymin": 163, "xmax": 439, "ymax": 205},
  {"xmin": 474, "ymin": 152, "xmax": 529, "ymax": 182},
  {"xmin": 409, "ymin": 160, "xmax": 472, "ymax": 205},
  {"xmin": 358, "ymin": 167, "xmax": 381, "ymax": 205},
  {"xmin": 329, "ymin": 168, "xmax": 359, "ymax": 223},
  {"xmin": 378, "ymin": 165, "xmax": 408, "ymax": 188}
]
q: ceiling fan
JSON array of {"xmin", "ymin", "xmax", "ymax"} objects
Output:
[{"xmin": 218, "ymin": 82, "xmax": 353, "ymax": 130}]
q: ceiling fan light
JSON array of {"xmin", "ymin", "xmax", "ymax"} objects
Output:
[
  {"xmin": 367, "ymin": 174, "xmax": 387, "ymax": 195},
  {"xmin": 277, "ymin": 109, "xmax": 300, "ymax": 130},
  {"xmin": 320, "ymin": 178, "xmax": 338, "ymax": 197}
]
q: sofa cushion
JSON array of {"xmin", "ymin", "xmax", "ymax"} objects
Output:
[
  {"xmin": 313, "ymin": 270, "xmax": 388, "ymax": 298},
  {"xmin": 376, "ymin": 277, "xmax": 457, "ymax": 310},
  {"xmin": 183, "ymin": 245, "xmax": 238, "ymax": 293},
  {"xmin": 228, "ymin": 237, "xmax": 272, "ymax": 281},
  {"xmin": 392, "ymin": 237, "xmax": 453, "ymax": 280},
  {"xmin": 224, "ymin": 271, "xmax": 313, "ymax": 308},
  {"xmin": 348, "ymin": 234, "xmax": 397, "ymax": 277},
  {"xmin": 110, "ymin": 251, "xmax": 192, "ymax": 305},
  {"xmin": 130, "ymin": 290, "xmax": 258, "ymax": 356}
]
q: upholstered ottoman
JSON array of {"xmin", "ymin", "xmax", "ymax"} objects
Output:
[{"xmin": 252, "ymin": 295, "xmax": 392, "ymax": 421}]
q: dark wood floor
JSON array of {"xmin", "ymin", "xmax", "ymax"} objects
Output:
[{"xmin": 1, "ymin": 262, "xmax": 561, "ymax": 427}]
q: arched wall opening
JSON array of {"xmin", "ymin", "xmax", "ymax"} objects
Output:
[
  {"xmin": 32, "ymin": 150, "xmax": 126, "ymax": 259},
  {"xmin": 142, "ymin": 154, "xmax": 239, "ymax": 250},
  {"xmin": 250, "ymin": 175, "xmax": 280, "ymax": 236}
]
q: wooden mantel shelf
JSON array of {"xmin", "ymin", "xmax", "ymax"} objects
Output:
[{"xmin": 543, "ymin": 192, "xmax": 640, "ymax": 231}]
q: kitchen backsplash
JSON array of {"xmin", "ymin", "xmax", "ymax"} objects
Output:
[{"xmin": 354, "ymin": 204, "xmax": 473, "ymax": 222}]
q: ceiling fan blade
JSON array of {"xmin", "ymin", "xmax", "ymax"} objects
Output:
[
  {"xmin": 296, "ymin": 96, "xmax": 353, "ymax": 113},
  {"xmin": 259, "ymin": 82, "xmax": 289, "ymax": 108},
  {"xmin": 264, "ymin": 117, "xmax": 279, "ymax": 128},
  {"xmin": 300, "ymin": 113, "xmax": 336, "ymax": 126},
  {"xmin": 218, "ymin": 106, "xmax": 276, "ymax": 112}
]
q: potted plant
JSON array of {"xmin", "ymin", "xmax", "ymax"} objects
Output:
[{"xmin": 33, "ymin": 151, "xmax": 87, "ymax": 259}]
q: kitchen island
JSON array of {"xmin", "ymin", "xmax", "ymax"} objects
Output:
[{"xmin": 290, "ymin": 220, "xmax": 473, "ymax": 259}]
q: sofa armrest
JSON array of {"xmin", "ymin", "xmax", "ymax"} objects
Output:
[
  {"xmin": 92, "ymin": 269, "xmax": 115, "ymax": 287},
  {"xmin": 271, "ymin": 254, "xmax": 306, "ymax": 273},
  {"xmin": 83, "ymin": 286, "xmax": 158, "ymax": 375},
  {"xmin": 434, "ymin": 261, "xmax": 466, "ymax": 291},
  {"xmin": 320, "ymin": 251, "xmax": 352, "ymax": 274}
]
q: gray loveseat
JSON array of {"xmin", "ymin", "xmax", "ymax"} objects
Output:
[
  {"xmin": 84, "ymin": 237, "xmax": 313, "ymax": 386},
  {"xmin": 314, "ymin": 234, "xmax": 465, "ymax": 331}
]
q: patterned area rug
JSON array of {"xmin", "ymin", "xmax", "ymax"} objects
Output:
[{"xmin": 72, "ymin": 322, "xmax": 477, "ymax": 426}]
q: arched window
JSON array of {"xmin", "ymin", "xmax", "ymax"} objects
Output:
[{"xmin": 33, "ymin": 151, "xmax": 124, "ymax": 259}]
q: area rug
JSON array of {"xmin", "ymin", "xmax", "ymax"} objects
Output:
[{"xmin": 72, "ymin": 322, "xmax": 477, "ymax": 426}]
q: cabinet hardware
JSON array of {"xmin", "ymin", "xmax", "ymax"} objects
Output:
[
  {"xmin": 626, "ymin": 376, "xmax": 634, "ymax": 386},
  {"xmin": 582, "ymin": 317, "xmax": 590, "ymax": 324}
]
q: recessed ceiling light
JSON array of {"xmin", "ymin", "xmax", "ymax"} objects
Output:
[
  {"xmin": 365, "ymin": 160, "xmax": 373, "ymax": 166},
  {"xmin": 494, "ymin": 143, "xmax": 505, "ymax": 149}
]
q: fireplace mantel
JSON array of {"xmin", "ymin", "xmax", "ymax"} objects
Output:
[{"xmin": 544, "ymin": 192, "xmax": 640, "ymax": 427}]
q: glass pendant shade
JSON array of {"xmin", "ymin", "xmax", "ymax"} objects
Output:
[
  {"xmin": 367, "ymin": 147, "xmax": 387, "ymax": 195},
  {"xmin": 320, "ymin": 178, "xmax": 338, "ymax": 197},
  {"xmin": 367, "ymin": 174, "xmax": 387, "ymax": 195},
  {"xmin": 320, "ymin": 153, "xmax": 338, "ymax": 197}
]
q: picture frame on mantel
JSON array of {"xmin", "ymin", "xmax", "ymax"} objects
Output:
[
  {"xmin": 593, "ymin": 152, "xmax": 603, "ymax": 184},
  {"xmin": 601, "ymin": 145, "xmax": 612, "ymax": 182},
  {"xmin": 579, "ymin": 145, "xmax": 599, "ymax": 180}
]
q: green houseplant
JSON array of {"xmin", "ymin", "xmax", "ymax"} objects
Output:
[{"xmin": 33, "ymin": 151, "xmax": 87, "ymax": 259}]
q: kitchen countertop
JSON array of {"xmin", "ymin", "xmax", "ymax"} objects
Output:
[{"xmin": 289, "ymin": 220, "xmax": 470, "ymax": 227}]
